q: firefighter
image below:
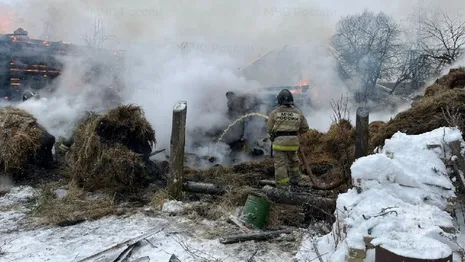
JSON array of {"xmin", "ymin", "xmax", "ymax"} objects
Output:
[{"xmin": 266, "ymin": 89, "xmax": 309, "ymax": 191}]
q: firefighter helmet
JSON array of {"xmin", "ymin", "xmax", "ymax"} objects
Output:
[{"xmin": 277, "ymin": 89, "xmax": 294, "ymax": 106}]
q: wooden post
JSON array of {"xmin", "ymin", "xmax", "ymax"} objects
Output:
[
  {"xmin": 355, "ymin": 107, "xmax": 369, "ymax": 160},
  {"xmin": 168, "ymin": 101, "xmax": 187, "ymax": 200}
]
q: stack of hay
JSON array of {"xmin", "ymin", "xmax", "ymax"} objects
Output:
[
  {"xmin": 300, "ymin": 119, "xmax": 355, "ymax": 177},
  {"xmin": 70, "ymin": 104, "xmax": 156, "ymax": 194},
  {"xmin": 424, "ymin": 68, "xmax": 465, "ymax": 97},
  {"xmin": 0, "ymin": 106, "xmax": 55, "ymax": 178},
  {"xmin": 371, "ymin": 67, "xmax": 465, "ymax": 147}
]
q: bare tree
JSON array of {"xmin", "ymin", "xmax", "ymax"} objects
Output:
[
  {"xmin": 331, "ymin": 10, "xmax": 402, "ymax": 102},
  {"xmin": 82, "ymin": 16, "xmax": 118, "ymax": 48},
  {"xmin": 39, "ymin": 6, "xmax": 61, "ymax": 40},
  {"xmin": 419, "ymin": 12, "xmax": 465, "ymax": 72},
  {"xmin": 390, "ymin": 6, "xmax": 464, "ymax": 94},
  {"xmin": 388, "ymin": 48, "xmax": 436, "ymax": 94}
]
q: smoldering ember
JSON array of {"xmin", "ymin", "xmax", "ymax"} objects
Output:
[{"xmin": 1, "ymin": 2, "xmax": 465, "ymax": 262}]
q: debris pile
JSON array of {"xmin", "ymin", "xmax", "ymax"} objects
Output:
[
  {"xmin": 70, "ymin": 104, "xmax": 157, "ymax": 195},
  {"xmin": 0, "ymin": 106, "xmax": 55, "ymax": 178},
  {"xmin": 185, "ymin": 158, "xmax": 274, "ymax": 187}
]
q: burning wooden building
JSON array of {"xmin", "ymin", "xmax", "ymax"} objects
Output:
[{"xmin": 0, "ymin": 28, "xmax": 124, "ymax": 101}]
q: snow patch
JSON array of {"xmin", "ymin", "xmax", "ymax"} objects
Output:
[
  {"xmin": 295, "ymin": 127, "xmax": 463, "ymax": 261},
  {"xmin": 0, "ymin": 186, "xmax": 37, "ymax": 207},
  {"xmin": 162, "ymin": 200, "xmax": 190, "ymax": 214},
  {"xmin": 173, "ymin": 101, "xmax": 187, "ymax": 112}
]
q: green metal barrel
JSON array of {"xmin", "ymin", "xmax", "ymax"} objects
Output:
[{"xmin": 240, "ymin": 193, "xmax": 270, "ymax": 229}]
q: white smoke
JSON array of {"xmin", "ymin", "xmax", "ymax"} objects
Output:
[{"xmin": 2, "ymin": 0, "xmax": 464, "ymax": 156}]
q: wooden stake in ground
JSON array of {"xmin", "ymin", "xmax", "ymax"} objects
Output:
[
  {"xmin": 168, "ymin": 101, "xmax": 187, "ymax": 200},
  {"xmin": 355, "ymin": 107, "xmax": 369, "ymax": 159}
]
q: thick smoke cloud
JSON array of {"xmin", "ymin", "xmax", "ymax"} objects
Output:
[{"xmin": 1, "ymin": 0, "xmax": 464, "ymax": 156}]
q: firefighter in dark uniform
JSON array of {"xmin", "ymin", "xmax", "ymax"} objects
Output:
[{"xmin": 266, "ymin": 89, "xmax": 309, "ymax": 191}]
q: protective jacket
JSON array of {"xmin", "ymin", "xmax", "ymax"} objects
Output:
[{"xmin": 266, "ymin": 105, "xmax": 309, "ymax": 151}]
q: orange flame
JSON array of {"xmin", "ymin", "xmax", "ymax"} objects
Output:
[
  {"xmin": 291, "ymin": 79, "xmax": 309, "ymax": 94},
  {"xmin": 296, "ymin": 79, "xmax": 309, "ymax": 87},
  {"xmin": 0, "ymin": 9, "xmax": 15, "ymax": 34}
]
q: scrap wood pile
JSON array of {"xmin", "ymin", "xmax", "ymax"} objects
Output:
[
  {"xmin": 371, "ymin": 67, "xmax": 465, "ymax": 148},
  {"xmin": 183, "ymin": 154, "xmax": 339, "ymax": 228},
  {"xmin": 184, "ymin": 158, "xmax": 274, "ymax": 187},
  {"xmin": 70, "ymin": 104, "xmax": 158, "ymax": 195},
  {"xmin": 0, "ymin": 106, "xmax": 55, "ymax": 178}
]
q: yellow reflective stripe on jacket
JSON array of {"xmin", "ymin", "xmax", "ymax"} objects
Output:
[
  {"xmin": 272, "ymin": 144, "xmax": 299, "ymax": 151},
  {"xmin": 276, "ymin": 178, "xmax": 289, "ymax": 184},
  {"xmin": 59, "ymin": 144, "xmax": 69, "ymax": 151}
]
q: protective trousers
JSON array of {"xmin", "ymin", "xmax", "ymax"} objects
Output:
[{"xmin": 273, "ymin": 150, "xmax": 300, "ymax": 188}]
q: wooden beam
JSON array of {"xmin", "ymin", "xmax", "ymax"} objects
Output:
[
  {"xmin": 182, "ymin": 181, "xmax": 336, "ymax": 209},
  {"xmin": 219, "ymin": 229, "xmax": 294, "ymax": 244},
  {"xmin": 168, "ymin": 101, "xmax": 187, "ymax": 200},
  {"xmin": 183, "ymin": 181, "xmax": 226, "ymax": 195}
]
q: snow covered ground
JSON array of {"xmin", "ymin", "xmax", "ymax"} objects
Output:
[
  {"xmin": 0, "ymin": 187, "xmax": 302, "ymax": 262},
  {"xmin": 1, "ymin": 127, "xmax": 465, "ymax": 262},
  {"xmin": 296, "ymin": 127, "xmax": 465, "ymax": 262},
  {"xmin": 0, "ymin": 189, "xmax": 301, "ymax": 262}
]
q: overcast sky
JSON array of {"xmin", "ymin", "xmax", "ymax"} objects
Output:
[{"xmin": 1, "ymin": 0, "xmax": 463, "ymax": 54}]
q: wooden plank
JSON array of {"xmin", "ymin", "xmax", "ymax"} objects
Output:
[{"xmin": 77, "ymin": 228, "xmax": 164, "ymax": 262}]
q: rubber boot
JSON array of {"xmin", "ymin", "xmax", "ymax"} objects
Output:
[{"xmin": 289, "ymin": 171, "xmax": 301, "ymax": 193}]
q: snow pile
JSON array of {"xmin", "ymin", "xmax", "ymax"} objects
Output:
[{"xmin": 296, "ymin": 127, "xmax": 463, "ymax": 261}]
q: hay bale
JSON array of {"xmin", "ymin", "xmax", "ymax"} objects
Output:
[
  {"xmin": 424, "ymin": 84, "xmax": 446, "ymax": 97},
  {"xmin": 369, "ymin": 121, "xmax": 386, "ymax": 151},
  {"xmin": 372, "ymin": 88, "xmax": 465, "ymax": 147},
  {"xmin": 322, "ymin": 120, "xmax": 355, "ymax": 160},
  {"xmin": 0, "ymin": 106, "xmax": 55, "ymax": 176},
  {"xmin": 95, "ymin": 104, "xmax": 156, "ymax": 159},
  {"xmin": 424, "ymin": 68, "xmax": 465, "ymax": 97},
  {"xmin": 299, "ymin": 121, "xmax": 354, "ymax": 182},
  {"xmin": 300, "ymin": 121, "xmax": 354, "ymax": 163},
  {"xmin": 71, "ymin": 104, "xmax": 156, "ymax": 194},
  {"xmin": 300, "ymin": 129, "xmax": 338, "ymax": 166}
]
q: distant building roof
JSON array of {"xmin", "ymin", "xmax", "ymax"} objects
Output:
[{"xmin": 239, "ymin": 45, "xmax": 316, "ymax": 87}]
